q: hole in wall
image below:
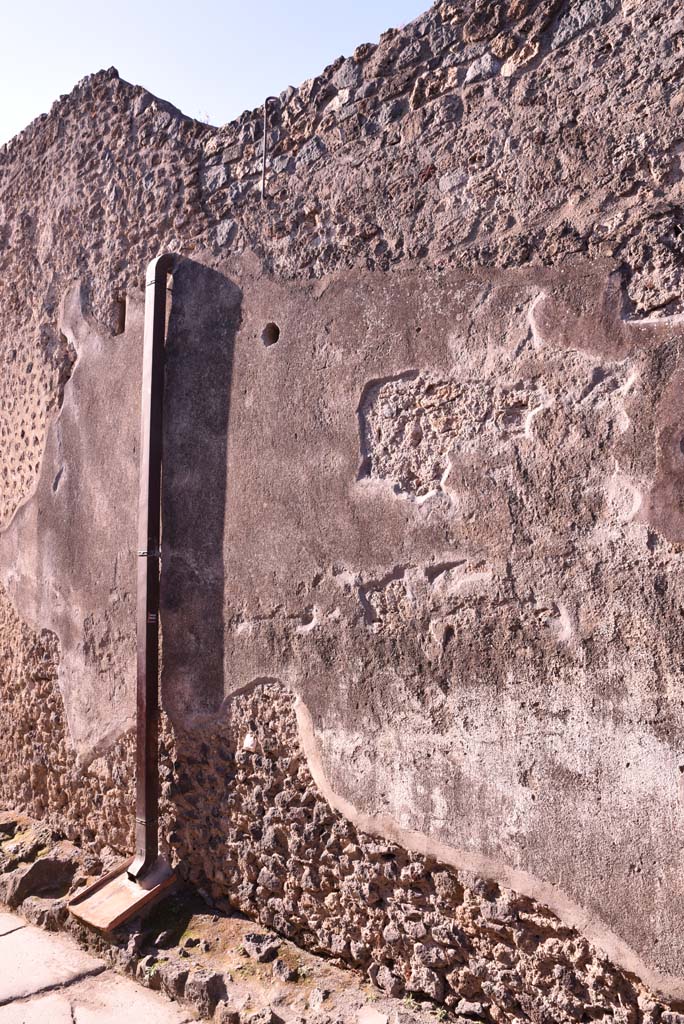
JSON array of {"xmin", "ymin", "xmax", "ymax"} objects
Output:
[{"xmin": 261, "ymin": 322, "xmax": 280, "ymax": 347}]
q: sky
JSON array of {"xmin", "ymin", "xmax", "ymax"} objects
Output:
[{"xmin": 0, "ymin": 0, "xmax": 428, "ymax": 146}]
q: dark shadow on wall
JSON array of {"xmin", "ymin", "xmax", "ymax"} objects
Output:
[{"xmin": 160, "ymin": 259, "xmax": 242, "ymax": 722}]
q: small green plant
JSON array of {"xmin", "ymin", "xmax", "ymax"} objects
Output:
[
  {"xmin": 434, "ymin": 1007, "xmax": 449, "ymax": 1022},
  {"xmin": 403, "ymin": 994, "xmax": 418, "ymax": 1010}
]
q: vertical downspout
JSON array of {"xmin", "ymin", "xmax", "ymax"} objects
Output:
[
  {"xmin": 261, "ymin": 97, "xmax": 278, "ymax": 201},
  {"xmin": 128, "ymin": 253, "xmax": 175, "ymax": 882}
]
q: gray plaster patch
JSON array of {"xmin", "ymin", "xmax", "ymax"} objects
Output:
[
  {"xmin": 550, "ymin": 0, "xmax": 621, "ymax": 50},
  {"xmin": 464, "ymin": 53, "xmax": 501, "ymax": 83}
]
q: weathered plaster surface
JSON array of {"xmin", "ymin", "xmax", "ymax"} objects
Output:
[
  {"xmin": 2, "ymin": 258, "xmax": 684, "ymax": 1009},
  {"xmin": 1, "ymin": 0, "xmax": 684, "ymax": 1015},
  {"xmin": 0, "ymin": 286, "xmax": 143, "ymax": 755},
  {"xmin": 165, "ymin": 680, "xmax": 681, "ymax": 1020}
]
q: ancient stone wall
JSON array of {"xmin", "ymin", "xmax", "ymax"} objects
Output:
[
  {"xmin": 164, "ymin": 681, "xmax": 674, "ymax": 1022},
  {"xmin": 2, "ymin": 1, "xmax": 684, "ymax": 1019}
]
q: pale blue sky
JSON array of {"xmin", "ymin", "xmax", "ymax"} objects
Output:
[{"xmin": 0, "ymin": 0, "xmax": 428, "ymax": 145}]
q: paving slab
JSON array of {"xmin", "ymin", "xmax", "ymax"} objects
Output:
[
  {"xmin": 0, "ymin": 973, "xmax": 195, "ymax": 1023},
  {"xmin": 71, "ymin": 972, "xmax": 195, "ymax": 1023},
  {"xmin": 0, "ymin": 913, "xmax": 24, "ymax": 938},
  {"xmin": 0, "ymin": 919, "xmax": 105, "ymax": 1004},
  {"xmin": 0, "ymin": 990, "xmax": 74, "ymax": 1024},
  {"xmin": 0, "ymin": 912, "xmax": 194, "ymax": 1022}
]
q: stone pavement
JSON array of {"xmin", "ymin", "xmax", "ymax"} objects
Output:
[{"xmin": 0, "ymin": 911, "xmax": 194, "ymax": 1023}]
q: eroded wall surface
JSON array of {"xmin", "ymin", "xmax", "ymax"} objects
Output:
[{"xmin": 2, "ymin": 0, "xmax": 684, "ymax": 1018}]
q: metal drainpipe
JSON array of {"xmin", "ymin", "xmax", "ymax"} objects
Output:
[
  {"xmin": 128, "ymin": 252, "xmax": 175, "ymax": 882},
  {"xmin": 261, "ymin": 97, "xmax": 278, "ymax": 201}
]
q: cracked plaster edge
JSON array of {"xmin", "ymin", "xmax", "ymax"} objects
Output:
[{"xmin": 293, "ymin": 694, "xmax": 684, "ymax": 1004}]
